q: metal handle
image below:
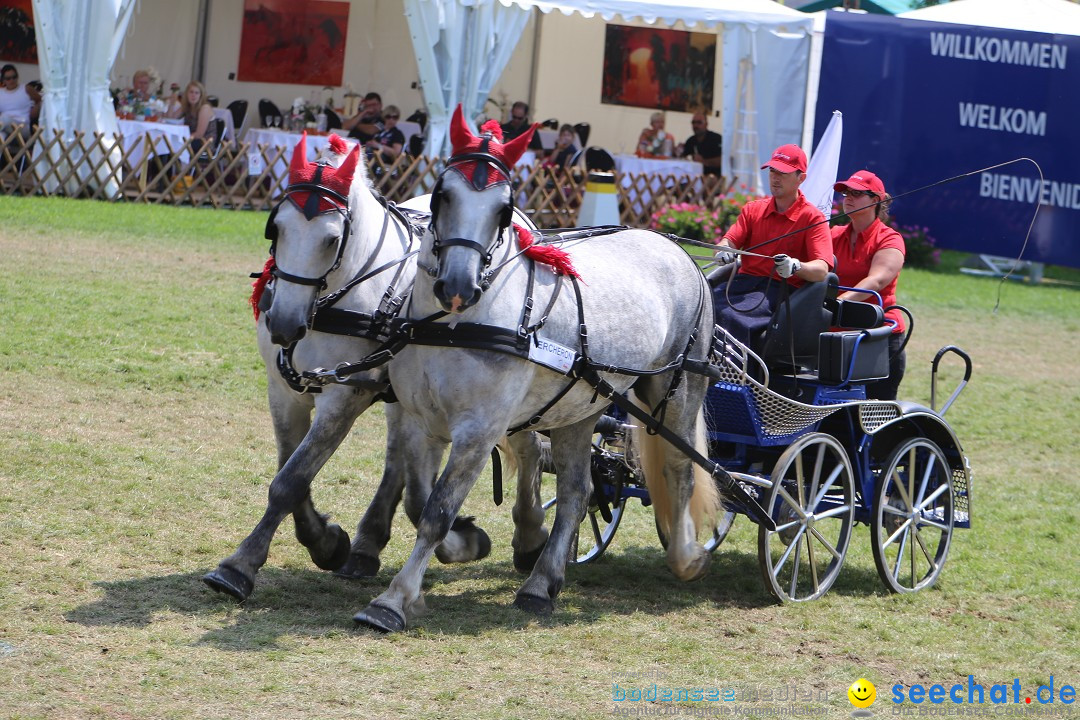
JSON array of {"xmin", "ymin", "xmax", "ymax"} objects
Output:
[{"xmin": 931, "ymin": 345, "xmax": 972, "ymax": 416}]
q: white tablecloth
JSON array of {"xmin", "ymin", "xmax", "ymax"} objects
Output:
[
  {"xmin": 245, "ymin": 128, "xmax": 361, "ymax": 190},
  {"xmin": 116, "ymin": 119, "xmax": 191, "ymax": 167},
  {"xmin": 613, "ymin": 154, "xmax": 703, "ymax": 208}
]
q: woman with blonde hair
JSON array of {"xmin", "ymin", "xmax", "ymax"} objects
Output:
[{"xmin": 167, "ymin": 80, "xmax": 215, "ymax": 148}]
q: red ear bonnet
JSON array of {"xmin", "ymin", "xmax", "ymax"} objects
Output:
[
  {"xmin": 286, "ymin": 132, "xmax": 358, "ymax": 217},
  {"xmin": 448, "ymin": 104, "xmax": 537, "ymax": 188}
]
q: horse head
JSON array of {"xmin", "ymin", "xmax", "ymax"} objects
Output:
[
  {"xmin": 261, "ymin": 133, "xmax": 364, "ymax": 346},
  {"xmin": 427, "ymin": 105, "xmax": 536, "ymax": 313}
]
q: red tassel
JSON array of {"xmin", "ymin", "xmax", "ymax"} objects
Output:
[
  {"xmin": 328, "ymin": 134, "xmax": 348, "ymax": 155},
  {"xmin": 514, "ymin": 224, "xmax": 580, "ymax": 279},
  {"xmin": 250, "ymin": 257, "xmax": 275, "ymax": 320},
  {"xmin": 480, "ymin": 119, "xmax": 504, "ymax": 142}
]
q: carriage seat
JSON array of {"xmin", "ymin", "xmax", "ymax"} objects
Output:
[{"xmin": 817, "ymin": 299, "xmax": 891, "ymax": 384}]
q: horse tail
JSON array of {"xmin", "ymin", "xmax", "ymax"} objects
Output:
[
  {"xmin": 635, "ymin": 400, "xmax": 720, "ymax": 542},
  {"xmin": 690, "ymin": 408, "xmax": 722, "ymax": 537}
]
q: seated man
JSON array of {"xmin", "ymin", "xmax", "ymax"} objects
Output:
[
  {"xmin": 679, "ymin": 113, "xmax": 723, "ymax": 177},
  {"xmin": 500, "ymin": 101, "xmax": 543, "ymax": 151},
  {"xmin": 344, "ymin": 92, "xmax": 384, "ymax": 144},
  {"xmin": 712, "ymin": 144, "xmax": 833, "ymax": 347}
]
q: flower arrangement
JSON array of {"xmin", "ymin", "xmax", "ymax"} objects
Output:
[
  {"xmin": 650, "ymin": 202, "xmax": 723, "ymax": 242},
  {"xmin": 893, "ymin": 223, "xmax": 941, "ymax": 268},
  {"xmin": 716, "ymin": 183, "xmax": 763, "ymax": 231}
]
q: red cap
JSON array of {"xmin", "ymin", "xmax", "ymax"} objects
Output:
[
  {"xmin": 834, "ymin": 170, "xmax": 885, "ymax": 196},
  {"xmin": 761, "ymin": 144, "xmax": 807, "ymax": 173}
]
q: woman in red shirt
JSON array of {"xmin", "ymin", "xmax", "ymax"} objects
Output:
[{"xmin": 831, "ymin": 170, "xmax": 906, "ymax": 400}]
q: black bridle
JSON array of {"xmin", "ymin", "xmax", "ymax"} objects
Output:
[
  {"xmin": 424, "ymin": 142, "xmax": 516, "ymax": 281},
  {"xmin": 264, "ymin": 163, "xmax": 354, "ymax": 291}
]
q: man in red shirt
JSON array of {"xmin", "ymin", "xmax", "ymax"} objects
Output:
[
  {"xmin": 712, "ymin": 144, "xmax": 833, "ymax": 345},
  {"xmin": 831, "ymin": 169, "xmax": 906, "ymax": 400}
]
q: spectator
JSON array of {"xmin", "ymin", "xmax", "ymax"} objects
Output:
[
  {"xmin": 542, "ymin": 123, "xmax": 578, "ymax": 169},
  {"xmin": 166, "ymin": 80, "xmax": 215, "ymax": 146},
  {"xmin": 366, "ymin": 104, "xmax": 405, "ymax": 161},
  {"xmin": 637, "ymin": 111, "xmax": 674, "ymax": 158},
  {"xmin": 344, "ymin": 92, "xmax": 383, "ymax": 144},
  {"xmin": 831, "ymin": 170, "xmax": 906, "ymax": 400},
  {"xmin": 501, "ymin": 101, "xmax": 543, "ymax": 150},
  {"xmin": 131, "ymin": 69, "xmax": 155, "ymax": 103},
  {"xmin": 0, "ymin": 64, "xmax": 38, "ymax": 141},
  {"xmin": 712, "ymin": 144, "xmax": 833, "ymax": 346},
  {"xmin": 679, "ymin": 112, "xmax": 723, "ymax": 177}
]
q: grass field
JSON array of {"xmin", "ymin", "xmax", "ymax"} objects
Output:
[{"xmin": 0, "ymin": 196, "xmax": 1078, "ymax": 719}]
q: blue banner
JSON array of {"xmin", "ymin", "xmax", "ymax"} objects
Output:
[{"xmin": 815, "ymin": 13, "xmax": 1080, "ymax": 268}]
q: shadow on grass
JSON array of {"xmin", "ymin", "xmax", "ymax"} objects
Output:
[{"xmin": 64, "ymin": 542, "xmax": 889, "ymax": 648}]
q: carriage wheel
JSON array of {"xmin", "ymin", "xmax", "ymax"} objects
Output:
[
  {"xmin": 655, "ymin": 510, "xmax": 736, "ymax": 553},
  {"xmin": 758, "ymin": 433, "xmax": 854, "ymax": 602},
  {"xmin": 544, "ymin": 482, "xmax": 627, "ymax": 564},
  {"xmin": 871, "ymin": 438, "xmax": 954, "ymax": 593}
]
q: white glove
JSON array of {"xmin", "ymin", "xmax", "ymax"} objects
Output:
[
  {"xmin": 773, "ymin": 254, "xmax": 801, "ymax": 279},
  {"xmin": 714, "ymin": 247, "xmax": 737, "ymax": 265}
]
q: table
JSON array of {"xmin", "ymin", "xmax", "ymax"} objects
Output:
[
  {"xmin": 613, "ymin": 154, "xmax": 703, "ymax": 209},
  {"xmin": 117, "ymin": 119, "xmax": 191, "ymax": 167},
  {"xmin": 116, "ymin": 119, "xmax": 192, "ymax": 190},
  {"xmin": 244, "ymin": 127, "xmax": 361, "ymax": 190}
]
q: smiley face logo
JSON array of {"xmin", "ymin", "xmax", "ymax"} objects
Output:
[{"xmin": 848, "ymin": 678, "xmax": 876, "ymax": 709}]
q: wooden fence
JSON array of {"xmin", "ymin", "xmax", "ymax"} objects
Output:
[{"xmin": 0, "ymin": 128, "xmax": 734, "ymax": 228}]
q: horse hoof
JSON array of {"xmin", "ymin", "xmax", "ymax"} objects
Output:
[
  {"xmin": 202, "ymin": 565, "xmax": 254, "ymax": 602},
  {"xmin": 334, "ymin": 553, "xmax": 380, "ymax": 579},
  {"xmin": 513, "ymin": 591, "xmax": 554, "ymax": 616},
  {"xmin": 308, "ymin": 524, "xmax": 352, "ymax": 572},
  {"xmin": 354, "ymin": 603, "xmax": 407, "ymax": 633},
  {"xmin": 513, "ymin": 545, "xmax": 545, "ymax": 574},
  {"xmin": 435, "ymin": 518, "xmax": 491, "ymax": 564}
]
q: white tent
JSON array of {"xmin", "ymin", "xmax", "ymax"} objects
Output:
[
  {"xmin": 897, "ymin": 0, "xmax": 1080, "ymax": 35},
  {"xmin": 408, "ymin": 0, "xmax": 814, "ymax": 190},
  {"xmin": 32, "ymin": 0, "xmax": 138, "ymax": 196}
]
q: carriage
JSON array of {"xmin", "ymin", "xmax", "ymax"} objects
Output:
[
  {"xmin": 207, "ymin": 116, "xmax": 974, "ymax": 632},
  {"xmin": 550, "ymin": 275, "xmax": 974, "ymax": 603}
]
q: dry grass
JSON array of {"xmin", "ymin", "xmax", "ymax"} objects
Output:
[{"xmin": 0, "ymin": 197, "xmax": 1077, "ymax": 719}]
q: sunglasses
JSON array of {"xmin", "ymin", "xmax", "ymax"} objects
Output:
[
  {"xmin": 384, "ymin": 114, "xmax": 399, "ymax": 120},
  {"xmin": 511, "ymin": 114, "xmax": 525, "ymax": 121},
  {"xmin": 2, "ymin": 75, "xmax": 17, "ymax": 81},
  {"xmin": 842, "ymin": 189, "xmax": 877, "ymax": 199}
]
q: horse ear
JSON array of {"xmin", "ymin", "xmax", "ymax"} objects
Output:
[
  {"xmin": 334, "ymin": 142, "xmax": 361, "ymax": 186},
  {"xmin": 449, "ymin": 104, "xmax": 475, "ymax": 155},
  {"xmin": 289, "ymin": 132, "xmax": 309, "ymax": 181},
  {"xmin": 501, "ymin": 123, "xmax": 538, "ymax": 166}
]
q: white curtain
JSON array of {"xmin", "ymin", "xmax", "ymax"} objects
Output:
[
  {"xmin": 404, "ymin": 0, "xmax": 531, "ymax": 158},
  {"xmin": 32, "ymin": 0, "xmax": 138, "ymax": 196},
  {"xmin": 722, "ymin": 24, "xmax": 811, "ymax": 196}
]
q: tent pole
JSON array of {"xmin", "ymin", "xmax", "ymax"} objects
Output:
[
  {"xmin": 192, "ymin": 0, "xmax": 210, "ymax": 84},
  {"xmin": 527, "ymin": 9, "xmax": 542, "ymax": 116}
]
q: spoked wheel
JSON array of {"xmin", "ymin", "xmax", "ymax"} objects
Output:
[
  {"xmin": 872, "ymin": 438, "xmax": 954, "ymax": 593},
  {"xmin": 543, "ymin": 474, "xmax": 627, "ymax": 564},
  {"xmin": 656, "ymin": 510, "xmax": 737, "ymax": 553},
  {"xmin": 758, "ymin": 433, "xmax": 854, "ymax": 602}
]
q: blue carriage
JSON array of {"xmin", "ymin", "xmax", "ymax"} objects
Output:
[{"xmin": 553, "ymin": 274, "xmax": 973, "ymax": 603}]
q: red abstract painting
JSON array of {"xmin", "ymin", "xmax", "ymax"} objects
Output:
[
  {"xmin": 237, "ymin": 0, "xmax": 349, "ymax": 85},
  {"xmin": 601, "ymin": 24, "xmax": 715, "ymax": 113},
  {"xmin": 0, "ymin": 0, "xmax": 37, "ymax": 64}
]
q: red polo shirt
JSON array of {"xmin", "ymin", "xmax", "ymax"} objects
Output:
[
  {"xmin": 831, "ymin": 219, "xmax": 907, "ymax": 334},
  {"xmin": 723, "ymin": 191, "xmax": 833, "ymax": 286}
]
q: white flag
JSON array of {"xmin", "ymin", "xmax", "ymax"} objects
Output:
[{"xmin": 803, "ymin": 111, "xmax": 843, "ymax": 218}]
